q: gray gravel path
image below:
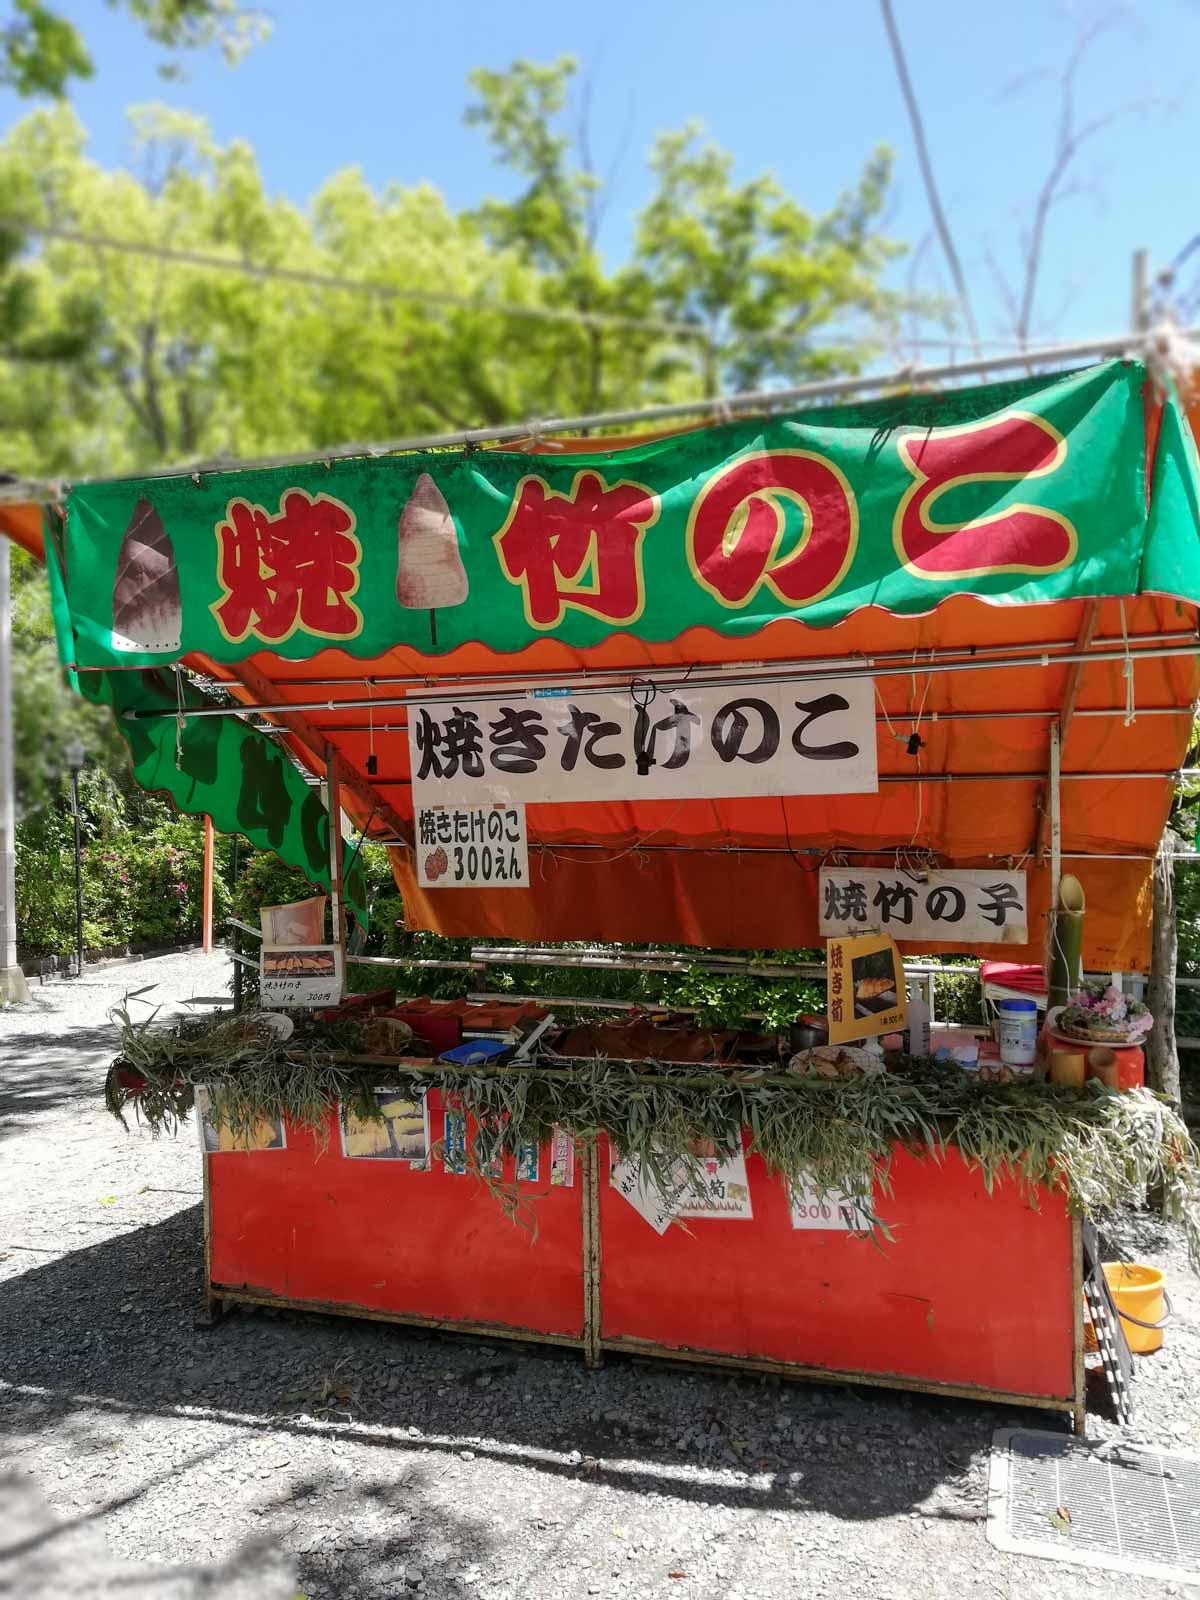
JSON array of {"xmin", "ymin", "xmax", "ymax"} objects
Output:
[{"xmin": 2, "ymin": 951, "xmax": 1199, "ymax": 1599}]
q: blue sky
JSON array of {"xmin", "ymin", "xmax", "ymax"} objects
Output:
[{"xmin": 6, "ymin": 0, "xmax": 1199, "ymax": 354}]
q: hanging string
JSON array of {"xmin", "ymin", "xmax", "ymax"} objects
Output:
[
  {"xmin": 1119, "ymin": 599, "xmax": 1138, "ymax": 726},
  {"xmin": 174, "ymin": 665, "xmax": 186, "ymax": 769}
]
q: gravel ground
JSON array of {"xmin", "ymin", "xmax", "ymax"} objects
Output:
[{"xmin": 2, "ymin": 950, "xmax": 1199, "ymax": 1600}]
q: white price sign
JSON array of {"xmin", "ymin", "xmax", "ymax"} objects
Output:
[
  {"xmin": 416, "ymin": 803, "xmax": 529, "ymax": 888},
  {"xmin": 789, "ymin": 1177, "xmax": 874, "ymax": 1232}
]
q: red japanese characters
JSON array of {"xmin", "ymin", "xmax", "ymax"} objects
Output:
[
  {"xmin": 893, "ymin": 412, "xmax": 1077, "ymax": 577},
  {"xmin": 687, "ymin": 450, "xmax": 858, "ymax": 608},
  {"xmin": 211, "ymin": 488, "xmax": 363, "ymax": 645},
  {"xmin": 492, "ymin": 469, "xmax": 658, "ymax": 629}
]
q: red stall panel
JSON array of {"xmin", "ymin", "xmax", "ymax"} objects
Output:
[
  {"xmin": 207, "ymin": 1090, "xmax": 586, "ymax": 1343},
  {"xmin": 597, "ymin": 1138, "xmax": 1076, "ymax": 1404}
]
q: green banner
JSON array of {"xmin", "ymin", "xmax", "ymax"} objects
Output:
[
  {"xmin": 44, "ymin": 519, "xmax": 367, "ymax": 922},
  {"xmin": 56, "ymin": 360, "xmax": 1199, "ymax": 669}
]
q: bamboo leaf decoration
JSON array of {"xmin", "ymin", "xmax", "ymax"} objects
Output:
[{"xmin": 106, "ymin": 1014, "xmax": 1200, "ymax": 1273}]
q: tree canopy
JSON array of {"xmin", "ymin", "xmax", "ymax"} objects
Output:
[
  {"xmin": 0, "ymin": 56, "xmax": 905, "ymax": 808},
  {"xmin": 1, "ymin": 1, "xmax": 267, "ymax": 97}
]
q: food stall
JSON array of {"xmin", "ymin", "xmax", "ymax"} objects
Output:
[{"xmin": 26, "ymin": 353, "xmax": 1200, "ymax": 1428}]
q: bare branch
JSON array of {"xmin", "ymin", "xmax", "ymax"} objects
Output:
[{"xmin": 878, "ymin": 0, "xmax": 980, "ymax": 353}]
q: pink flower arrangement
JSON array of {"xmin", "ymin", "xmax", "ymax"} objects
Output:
[{"xmin": 1060, "ymin": 980, "xmax": 1151, "ymax": 1041}]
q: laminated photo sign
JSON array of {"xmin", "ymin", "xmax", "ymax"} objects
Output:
[
  {"xmin": 260, "ymin": 944, "xmax": 342, "ymax": 1008},
  {"xmin": 826, "ymin": 933, "xmax": 907, "ymax": 1044}
]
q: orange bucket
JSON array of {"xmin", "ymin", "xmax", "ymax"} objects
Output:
[{"xmin": 1102, "ymin": 1262, "xmax": 1170, "ymax": 1353}]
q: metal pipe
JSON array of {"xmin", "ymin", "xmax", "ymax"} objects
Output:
[
  {"xmin": 75, "ymin": 328, "xmax": 1179, "ymax": 488},
  {"xmin": 287, "ymin": 704, "xmax": 1192, "ymax": 735},
  {"xmin": 122, "ymin": 640, "xmax": 1200, "ymax": 721},
  {"xmin": 189, "ymin": 628, "xmax": 1193, "ymax": 691}
]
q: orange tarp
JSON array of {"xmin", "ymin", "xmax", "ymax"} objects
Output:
[{"xmin": 207, "ymin": 590, "xmax": 1198, "ymax": 970}]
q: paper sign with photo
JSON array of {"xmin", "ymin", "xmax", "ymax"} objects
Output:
[
  {"xmin": 196, "ymin": 1084, "xmax": 286, "ymax": 1154},
  {"xmin": 788, "ymin": 1173, "xmax": 874, "ymax": 1232},
  {"xmin": 826, "ymin": 932, "xmax": 907, "ymax": 1044},
  {"xmin": 260, "ymin": 944, "xmax": 342, "ymax": 1008},
  {"xmin": 341, "ymin": 1089, "xmax": 430, "ymax": 1163}
]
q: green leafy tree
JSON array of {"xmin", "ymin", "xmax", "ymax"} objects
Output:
[
  {"xmin": 467, "ymin": 57, "xmax": 906, "ymax": 402},
  {"xmin": 1, "ymin": 0, "xmax": 266, "ymax": 97}
]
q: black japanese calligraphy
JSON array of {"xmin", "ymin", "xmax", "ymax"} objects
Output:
[
  {"xmin": 791, "ymin": 693, "xmax": 860, "ymax": 761},
  {"xmin": 824, "ymin": 878, "xmax": 869, "ymax": 923},
  {"xmin": 633, "ymin": 696, "xmax": 701, "ymax": 776},
  {"xmin": 710, "ymin": 698, "xmax": 780, "ymax": 764},
  {"xmin": 872, "ymin": 880, "xmax": 917, "ymax": 925},
  {"xmin": 489, "ymin": 706, "xmax": 548, "ymax": 774},
  {"xmin": 979, "ymin": 881, "xmax": 1023, "ymax": 927},
  {"xmin": 558, "ymin": 706, "xmax": 625, "ymax": 771},
  {"xmin": 415, "ymin": 706, "xmax": 484, "ymax": 780},
  {"xmin": 925, "ymin": 883, "xmax": 966, "ymax": 922}
]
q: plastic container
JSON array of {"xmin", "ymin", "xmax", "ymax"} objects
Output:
[
  {"xmin": 1102, "ymin": 1262, "xmax": 1170, "ymax": 1354},
  {"xmin": 998, "ymin": 996, "xmax": 1038, "ymax": 1066}
]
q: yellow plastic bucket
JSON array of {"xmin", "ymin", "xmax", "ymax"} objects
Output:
[{"xmin": 1102, "ymin": 1262, "xmax": 1170, "ymax": 1354}]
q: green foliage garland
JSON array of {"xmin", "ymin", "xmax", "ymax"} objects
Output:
[{"xmin": 106, "ymin": 1013, "xmax": 1200, "ymax": 1271}]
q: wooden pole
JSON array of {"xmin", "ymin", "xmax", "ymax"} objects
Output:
[
  {"xmin": 201, "ymin": 815, "xmax": 214, "ymax": 954},
  {"xmin": 1147, "ymin": 827, "xmax": 1182, "ymax": 1104},
  {"xmin": 325, "ymin": 744, "xmax": 347, "ymax": 988}
]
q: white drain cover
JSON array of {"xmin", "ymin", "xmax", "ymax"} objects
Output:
[{"xmin": 988, "ymin": 1427, "xmax": 1200, "ymax": 1583}]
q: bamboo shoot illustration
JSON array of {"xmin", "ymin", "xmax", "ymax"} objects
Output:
[
  {"xmin": 396, "ymin": 472, "xmax": 468, "ymax": 648},
  {"xmin": 111, "ymin": 497, "xmax": 182, "ymax": 653}
]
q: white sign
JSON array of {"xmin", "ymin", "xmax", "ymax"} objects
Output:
[
  {"xmin": 610, "ymin": 1150, "xmax": 693, "ymax": 1234},
  {"xmin": 789, "ymin": 1177, "xmax": 874, "ymax": 1232},
  {"xmin": 260, "ymin": 945, "xmax": 342, "ymax": 1007},
  {"xmin": 416, "ymin": 802, "xmax": 529, "ymax": 888},
  {"xmin": 819, "ymin": 868, "xmax": 1028, "ymax": 944},
  {"xmin": 677, "ymin": 1150, "xmax": 754, "ymax": 1220},
  {"xmin": 408, "ymin": 678, "xmax": 877, "ymax": 808}
]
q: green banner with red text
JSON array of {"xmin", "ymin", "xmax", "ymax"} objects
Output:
[{"xmin": 54, "ymin": 360, "xmax": 1200, "ymax": 668}]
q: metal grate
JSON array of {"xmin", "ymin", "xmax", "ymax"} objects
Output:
[{"xmin": 988, "ymin": 1428, "xmax": 1200, "ymax": 1583}]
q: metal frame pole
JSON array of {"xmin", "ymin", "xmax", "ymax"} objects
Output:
[
  {"xmin": 325, "ymin": 744, "xmax": 347, "ymax": 987},
  {"xmin": 0, "ymin": 539, "xmax": 28, "ymax": 1002},
  {"xmin": 201, "ymin": 815, "xmax": 214, "ymax": 954}
]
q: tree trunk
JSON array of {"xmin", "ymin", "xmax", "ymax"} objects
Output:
[{"xmin": 1147, "ymin": 828, "xmax": 1181, "ymax": 1104}]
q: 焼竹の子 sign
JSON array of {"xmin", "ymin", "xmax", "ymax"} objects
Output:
[
  {"xmin": 408, "ymin": 679, "xmax": 877, "ymax": 808},
  {"xmin": 820, "ymin": 868, "xmax": 1028, "ymax": 944}
]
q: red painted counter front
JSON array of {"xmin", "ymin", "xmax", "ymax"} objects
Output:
[
  {"xmin": 597, "ymin": 1136, "xmax": 1077, "ymax": 1405},
  {"xmin": 206, "ymin": 1089, "xmax": 588, "ymax": 1345},
  {"xmin": 204, "ymin": 1112, "xmax": 1080, "ymax": 1415}
]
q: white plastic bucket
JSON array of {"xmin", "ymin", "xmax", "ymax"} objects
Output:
[{"xmin": 998, "ymin": 997, "xmax": 1038, "ymax": 1065}]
